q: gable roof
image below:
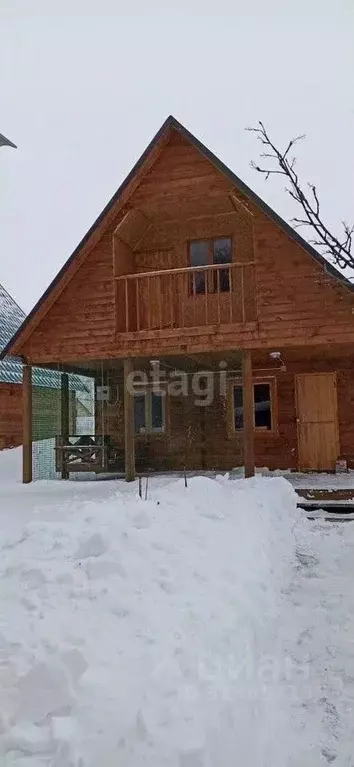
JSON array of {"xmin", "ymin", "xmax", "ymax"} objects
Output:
[
  {"xmin": 1, "ymin": 114, "xmax": 353, "ymax": 359},
  {"xmin": 0, "ymin": 282, "xmax": 90, "ymax": 391}
]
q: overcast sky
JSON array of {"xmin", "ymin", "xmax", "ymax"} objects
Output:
[{"xmin": 1, "ymin": 0, "xmax": 353, "ymax": 312}]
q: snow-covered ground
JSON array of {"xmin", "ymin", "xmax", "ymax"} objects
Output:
[{"xmin": 0, "ymin": 449, "xmax": 354, "ymax": 766}]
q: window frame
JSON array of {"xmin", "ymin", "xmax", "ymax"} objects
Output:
[
  {"xmin": 188, "ymin": 236, "xmax": 233, "ymax": 295},
  {"xmin": 228, "ymin": 376, "xmax": 278, "ymax": 437},
  {"xmin": 133, "ymin": 386, "xmax": 167, "ymax": 437}
]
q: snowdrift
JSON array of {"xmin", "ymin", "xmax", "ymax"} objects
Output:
[{"xmin": 0, "ymin": 466, "xmax": 302, "ymax": 766}]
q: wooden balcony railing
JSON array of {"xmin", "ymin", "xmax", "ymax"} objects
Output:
[{"xmin": 115, "ymin": 261, "xmax": 256, "ymax": 334}]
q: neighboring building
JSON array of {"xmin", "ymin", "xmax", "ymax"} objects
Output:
[
  {"xmin": 0, "ymin": 282, "xmax": 93, "ymax": 453},
  {"xmin": 2, "ymin": 116, "xmax": 354, "ymax": 481}
]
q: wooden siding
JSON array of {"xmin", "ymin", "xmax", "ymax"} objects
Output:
[
  {"xmin": 129, "ymin": 131, "xmax": 233, "ymax": 215},
  {"xmin": 94, "ymin": 358, "xmax": 354, "ymax": 472},
  {"xmin": 21, "ymin": 229, "xmax": 117, "ymax": 362},
  {"xmin": 0, "ymin": 383, "xmax": 22, "ymax": 449},
  {"xmin": 254, "ymin": 218, "xmax": 354, "ymax": 348},
  {"xmin": 17, "ymin": 128, "xmax": 354, "ymax": 364}
]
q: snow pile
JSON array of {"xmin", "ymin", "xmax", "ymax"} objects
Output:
[
  {"xmin": 1, "ymin": 449, "xmax": 354, "ymax": 764},
  {"xmin": 0, "ymin": 471, "xmax": 302, "ymax": 765},
  {"xmin": 0, "ymin": 445, "xmax": 21, "ymax": 485}
]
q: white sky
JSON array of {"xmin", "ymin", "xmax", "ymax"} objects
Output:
[{"xmin": 1, "ymin": 0, "xmax": 353, "ymax": 312}]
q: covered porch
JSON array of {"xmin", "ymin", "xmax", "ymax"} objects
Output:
[
  {"xmin": 21, "ymin": 342, "xmax": 354, "ymax": 484},
  {"xmin": 21, "ymin": 350, "xmax": 256, "ymax": 483}
]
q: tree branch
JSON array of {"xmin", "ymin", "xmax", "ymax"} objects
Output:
[{"xmin": 247, "ymin": 122, "xmax": 354, "ymax": 271}]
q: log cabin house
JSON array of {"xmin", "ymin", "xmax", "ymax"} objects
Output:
[{"xmin": 2, "ymin": 115, "xmax": 354, "ymax": 482}]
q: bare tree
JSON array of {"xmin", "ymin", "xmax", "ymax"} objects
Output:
[{"xmin": 247, "ymin": 122, "xmax": 354, "ymax": 272}]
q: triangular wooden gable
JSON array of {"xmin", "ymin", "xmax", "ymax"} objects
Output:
[{"xmin": 2, "ymin": 115, "xmax": 353, "ymax": 359}]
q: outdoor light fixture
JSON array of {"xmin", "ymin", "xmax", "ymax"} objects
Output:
[
  {"xmin": 0, "ymin": 132, "xmax": 17, "ymax": 149},
  {"xmin": 269, "ymin": 351, "xmax": 286, "ymax": 371}
]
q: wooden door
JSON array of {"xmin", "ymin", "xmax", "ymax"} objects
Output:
[{"xmin": 295, "ymin": 373, "xmax": 339, "ymax": 471}]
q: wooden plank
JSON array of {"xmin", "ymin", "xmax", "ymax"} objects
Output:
[
  {"xmin": 113, "ymin": 208, "xmax": 150, "ymax": 250},
  {"xmin": 204, "ymin": 278, "xmax": 208, "ymax": 325},
  {"xmin": 116, "ymin": 321, "xmax": 258, "ymax": 341},
  {"xmin": 147, "ymin": 276, "xmax": 151, "ymax": 329},
  {"xmin": 112, "ymin": 237, "xmax": 133, "ymax": 278},
  {"xmin": 229, "ymin": 190, "xmax": 254, "ymax": 218},
  {"xmin": 229, "ymin": 266, "xmax": 233, "ymax": 323},
  {"xmin": 242, "ymin": 351, "xmax": 255, "ymax": 478},
  {"xmin": 169, "ymin": 274, "xmax": 174, "ymax": 327},
  {"xmin": 136, "ymin": 278, "xmax": 140, "ymax": 331},
  {"xmin": 22, "ymin": 322, "xmax": 259, "ymax": 364},
  {"xmin": 115, "ymin": 261, "xmax": 255, "ymax": 280},
  {"xmin": 216, "ymin": 269, "xmax": 221, "ymax": 325},
  {"xmin": 240, "ymin": 267, "xmax": 245, "ymax": 323},
  {"xmin": 295, "ymin": 373, "xmax": 339, "ymax": 470},
  {"xmin": 22, "ymin": 364, "xmax": 32, "ymax": 484},
  {"xmin": 125, "ymin": 278, "xmax": 129, "ymax": 332},
  {"xmin": 61, "ymin": 373, "xmax": 69, "ymax": 479},
  {"xmin": 158, "ymin": 274, "xmax": 162, "ymax": 329},
  {"xmin": 124, "ymin": 358, "xmax": 135, "ymax": 481}
]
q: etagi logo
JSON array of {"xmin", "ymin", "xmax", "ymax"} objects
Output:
[{"xmin": 125, "ymin": 359, "xmax": 229, "ymax": 407}]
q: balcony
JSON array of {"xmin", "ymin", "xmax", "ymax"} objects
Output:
[{"xmin": 115, "ymin": 261, "xmax": 257, "ymax": 335}]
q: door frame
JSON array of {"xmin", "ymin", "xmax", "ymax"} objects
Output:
[{"xmin": 295, "ymin": 372, "xmax": 339, "ymax": 471}]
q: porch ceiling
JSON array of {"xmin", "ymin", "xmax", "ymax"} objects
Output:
[
  {"xmin": 34, "ymin": 351, "xmax": 245, "ymax": 379},
  {"xmin": 32, "ymin": 341, "xmax": 354, "ymax": 381}
]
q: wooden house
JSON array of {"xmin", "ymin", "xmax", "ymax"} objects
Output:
[
  {"xmin": 0, "ymin": 282, "xmax": 93, "ymax": 452},
  {"xmin": 2, "ymin": 116, "xmax": 354, "ymax": 482}
]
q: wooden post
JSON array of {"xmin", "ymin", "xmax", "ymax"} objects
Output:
[
  {"xmin": 22, "ymin": 364, "xmax": 32, "ymax": 484},
  {"xmin": 242, "ymin": 350, "xmax": 255, "ymax": 478},
  {"xmin": 61, "ymin": 373, "xmax": 69, "ymax": 480},
  {"xmin": 124, "ymin": 358, "xmax": 135, "ymax": 481}
]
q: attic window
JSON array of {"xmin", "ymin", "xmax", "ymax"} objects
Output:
[{"xmin": 189, "ymin": 237, "xmax": 232, "ymax": 294}]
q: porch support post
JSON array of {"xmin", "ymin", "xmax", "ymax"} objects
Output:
[
  {"xmin": 22, "ymin": 364, "xmax": 33, "ymax": 484},
  {"xmin": 124, "ymin": 358, "xmax": 135, "ymax": 481},
  {"xmin": 61, "ymin": 373, "xmax": 69, "ymax": 479},
  {"xmin": 242, "ymin": 350, "xmax": 255, "ymax": 478}
]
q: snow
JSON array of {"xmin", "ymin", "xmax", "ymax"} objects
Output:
[
  {"xmin": 287, "ymin": 471, "xmax": 354, "ymax": 490},
  {"xmin": 232, "ymin": 464, "xmax": 354, "ymax": 490},
  {"xmin": 0, "ymin": 449, "xmax": 354, "ymax": 765}
]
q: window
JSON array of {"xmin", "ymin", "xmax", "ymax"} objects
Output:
[
  {"xmin": 254, "ymin": 383, "xmax": 272, "ymax": 430},
  {"xmin": 189, "ymin": 237, "xmax": 232, "ymax": 294},
  {"xmin": 134, "ymin": 390, "xmax": 165, "ymax": 434},
  {"xmin": 134, "ymin": 394, "xmax": 146, "ymax": 433},
  {"xmin": 231, "ymin": 379, "xmax": 276, "ymax": 433}
]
